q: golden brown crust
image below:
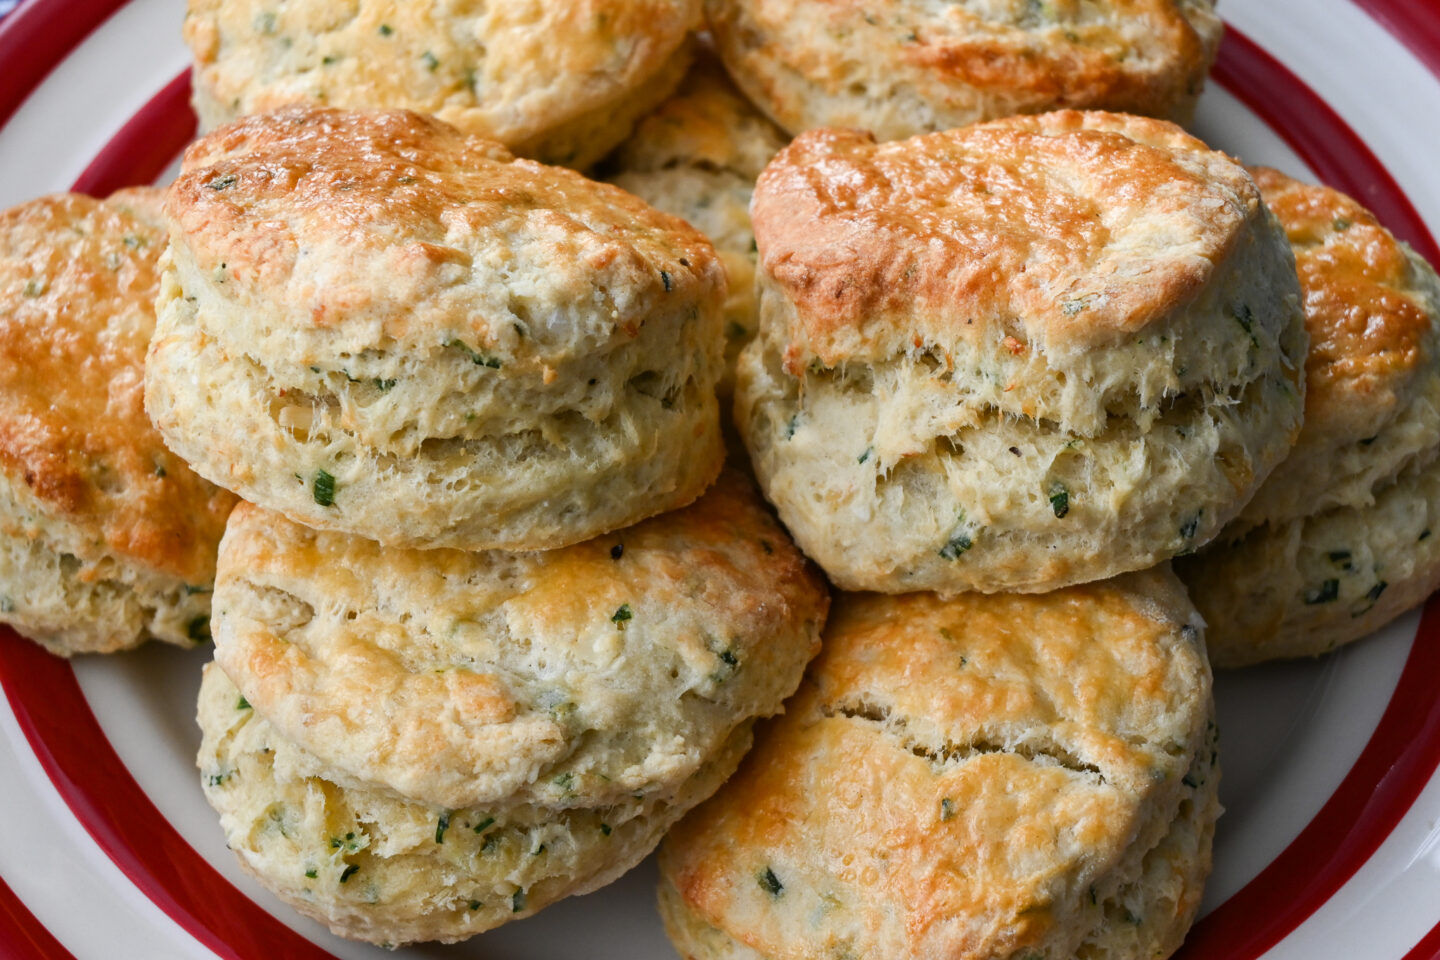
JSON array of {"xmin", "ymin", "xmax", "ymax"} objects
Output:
[
  {"xmin": 213, "ymin": 469, "xmax": 828, "ymax": 810},
  {"xmin": 705, "ymin": 0, "xmax": 1221, "ymax": 139},
  {"xmin": 168, "ymin": 106, "xmax": 722, "ymax": 352},
  {"xmin": 661, "ymin": 570, "xmax": 1213, "ymax": 960},
  {"xmin": 0, "ymin": 191, "xmax": 235, "ymax": 584},
  {"xmin": 1251, "ymin": 165, "xmax": 1433, "ymax": 436},
  {"xmin": 751, "ymin": 113, "xmax": 1264, "ymax": 367}
]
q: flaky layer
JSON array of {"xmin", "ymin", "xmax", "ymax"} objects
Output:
[
  {"xmin": 658, "ymin": 574, "xmax": 1216, "ymax": 960},
  {"xmin": 212, "ymin": 472, "xmax": 827, "ymax": 810},
  {"xmin": 198, "ymin": 663, "xmax": 749, "ymax": 946},
  {"xmin": 186, "ymin": 0, "xmax": 701, "ymax": 168}
]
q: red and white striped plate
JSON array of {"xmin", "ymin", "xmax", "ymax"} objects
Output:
[{"xmin": 2, "ymin": 0, "xmax": 1440, "ymax": 957}]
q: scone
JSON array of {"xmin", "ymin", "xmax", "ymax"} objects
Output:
[
  {"xmin": 659, "ymin": 568, "xmax": 1219, "ymax": 960},
  {"xmin": 185, "ymin": 0, "xmax": 700, "ymax": 170},
  {"xmin": 705, "ymin": 0, "xmax": 1222, "ymax": 139},
  {"xmin": 736, "ymin": 113, "xmax": 1307, "ymax": 594},
  {"xmin": 198, "ymin": 662, "xmax": 752, "ymax": 946},
  {"xmin": 0, "ymin": 190, "xmax": 236, "ymax": 656},
  {"xmin": 146, "ymin": 107, "xmax": 727, "ymax": 552},
  {"xmin": 199, "ymin": 471, "xmax": 828, "ymax": 944},
  {"xmin": 210, "ymin": 470, "xmax": 828, "ymax": 810},
  {"xmin": 1177, "ymin": 168, "xmax": 1440, "ymax": 666},
  {"xmin": 605, "ymin": 53, "xmax": 790, "ymax": 395}
]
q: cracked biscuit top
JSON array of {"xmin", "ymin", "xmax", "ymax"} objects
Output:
[{"xmin": 660, "ymin": 567, "xmax": 1214, "ymax": 959}]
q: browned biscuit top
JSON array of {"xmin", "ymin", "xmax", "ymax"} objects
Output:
[
  {"xmin": 751, "ymin": 111, "xmax": 1262, "ymax": 367},
  {"xmin": 0, "ymin": 190, "xmax": 235, "ymax": 583}
]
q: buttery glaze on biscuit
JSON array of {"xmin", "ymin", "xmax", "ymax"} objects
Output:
[
  {"xmin": 736, "ymin": 113, "xmax": 1307, "ymax": 594},
  {"xmin": 211, "ymin": 470, "xmax": 828, "ymax": 810},
  {"xmin": 659, "ymin": 569, "xmax": 1219, "ymax": 960},
  {"xmin": 0, "ymin": 190, "xmax": 236, "ymax": 655},
  {"xmin": 706, "ymin": 0, "xmax": 1222, "ymax": 139},
  {"xmin": 1178, "ymin": 168, "xmax": 1440, "ymax": 666},
  {"xmin": 147, "ymin": 107, "xmax": 728, "ymax": 551},
  {"xmin": 186, "ymin": 0, "xmax": 701, "ymax": 169}
]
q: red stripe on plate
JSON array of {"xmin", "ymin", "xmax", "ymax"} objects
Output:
[
  {"xmin": 72, "ymin": 71, "xmax": 195, "ymax": 197},
  {"xmin": 1405, "ymin": 919, "xmax": 1440, "ymax": 960},
  {"xmin": 0, "ymin": 0, "xmax": 131, "ymax": 132},
  {"xmin": 0, "ymin": 632, "xmax": 336, "ymax": 959},
  {"xmin": 1351, "ymin": 0, "xmax": 1440, "ymax": 84},
  {"xmin": 1213, "ymin": 27, "xmax": 1440, "ymax": 266},
  {"xmin": 0, "ymin": 874, "xmax": 77, "ymax": 960}
]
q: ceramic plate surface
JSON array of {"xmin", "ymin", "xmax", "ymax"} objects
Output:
[{"xmin": 1, "ymin": 0, "xmax": 1439, "ymax": 957}]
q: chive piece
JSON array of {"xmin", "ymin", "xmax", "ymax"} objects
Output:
[
  {"xmin": 610, "ymin": 543, "xmax": 624, "ymax": 560},
  {"xmin": 1179, "ymin": 512, "xmax": 1202, "ymax": 539},
  {"xmin": 1333, "ymin": 217, "xmax": 1353, "ymax": 231},
  {"xmin": 378, "ymin": 23, "xmax": 393, "ymax": 35},
  {"xmin": 339, "ymin": 864, "xmax": 360, "ymax": 884},
  {"xmin": 206, "ymin": 772, "xmax": 229, "ymax": 787},
  {"xmin": 421, "ymin": 51, "xmax": 439, "ymax": 71},
  {"xmin": 187, "ymin": 615, "xmax": 211, "ymax": 643},
  {"xmin": 153, "ymin": 463, "xmax": 167, "ymax": 478},
  {"xmin": 445, "ymin": 339, "xmax": 502, "ymax": 368},
  {"xmin": 1365, "ymin": 581, "xmax": 1388, "ymax": 602},
  {"xmin": 122, "ymin": 234, "xmax": 147, "ymax": 249},
  {"xmin": 0, "ymin": 597, "xmax": 13, "ymax": 613},
  {"xmin": 858, "ymin": 446, "xmax": 873, "ymax": 464},
  {"xmin": 1060, "ymin": 298, "xmax": 1089, "ymax": 317},
  {"xmin": 1303, "ymin": 579, "xmax": 1340, "ymax": 605},
  {"xmin": 553, "ymin": 772, "xmax": 575, "ymax": 796},
  {"xmin": 757, "ymin": 867, "xmax": 784, "ymax": 898},
  {"xmin": 1232, "ymin": 303, "xmax": 1254, "ymax": 334},
  {"xmin": 938, "ymin": 531, "xmax": 973, "ymax": 561},
  {"xmin": 435, "ymin": 812, "xmax": 451, "ymax": 844},
  {"xmin": 206, "ymin": 174, "xmax": 238, "ymax": 191},
  {"xmin": 611, "ymin": 603, "xmax": 633, "ymax": 626},
  {"xmin": 1048, "ymin": 482, "xmax": 1069, "ymax": 519},
  {"xmin": 472, "ymin": 816, "xmax": 495, "ymax": 835},
  {"xmin": 305, "ymin": 869, "xmax": 317, "ymax": 879},
  {"xmin": 468, "ymin": 900, "xmax": 481, "ymax": 911},
  {"xmin": 511, "ymin": 889, "xmax": 526, "ymax": 913},
  {"xmin": 1327, "ymin": 550, "xmax": 1352, "ymax": 564},
  {"xmin": 236, "ymin": 695, "xmax": 251, "ymax": 710},
  {"xmin": 600, "ymin": 823, "xmax": 612, "ymax": 836},
  {"xmin": 940, "ymin": 798, "xmax": 955, "ymax": 821},
  {"xmin": 373, "ymin": 378, "xmax": 397, "ymax": 392},
  {"xmin": 784, "ymin": 414, "xmax": 800, "ymax": 439},
  {"xmin": 660, "ymin": 269, "xmax": 673, "ymax": 292},
  {"xmin": 313, "ymin": 469, "xmax": 336, "ymax": 507},
  {"xmin": 718, "ymin": 648, "xmax": 739, "ymax": 668},
  {"xmin": 184, "ymin": 584, "xmax": 212, "ymax": 596},
  {"xmin": 22, "ymin": 279, "xmax": 45, "ymax": 297}
]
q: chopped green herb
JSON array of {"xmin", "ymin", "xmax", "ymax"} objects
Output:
[
  {"xmin": 938, "ymin": 531, "xmax": 973, "ymax": 561},
  {"xmin": 511, "ymin": 889, "xmax": 526, "ymax": 913},
  {"xmin": 1304, "ymin": 579, "xmax": 1340, "ymax": 605},
  {"xmin": 1048, "ymin": 482, "xmax": 1070, "ymax": 519},
  {"xmin": 1060, "ymin": 297, "xmax": 1091, "ymax": 317},
  {"xmin": 472, "ymin": 816, "xmax": 496, "ymax": 835},
  {"xmin": 187, "ymin": 615, "xmax": 211, "ymax": 643},
  {"xmin": 206, "ymin": 173, "xmax": 238, "ymax": 191},
  {"xmin": 757, "ymin": 867, "xmax": 784, "ymax": 898},
  {"xmin": 445, "ymin": 339, "xmax": 502, "ymax": 368},
  {"xmin": 373, "ymin": 378, "xmax": 397, "ymax": 392},
  {"xmin": 718, "ymin": 648, "xmax": 739, "ymax": 668},
  {"xmin": 660, "ymin": 269, "xmax": 673, "ymax": 292},
  {"xmin": 1363, "ymin": 581, "xmax": 1388, "ymax": 604},
  {"xmin": 313, "ymin": 469, "xmax": 336, "ymax": 506},
  {"xmin": 553, "ymin": 772, "xmax": 575, "ymax": 796},
  {"xmin": 1360, "ymin": 435, "xmax": 1377, "ymax": 446},
  {"xmin": 321, "ymin": 54, "xmax": 339, "ymax": 65},
  {"xmin": 611, "ymin": 603, "xmax": 633, "ymax": 626},
  {"xmin": 207, "ymin": 771, "xmax": 230, "ymax": 787},
  {"xmin": 304, "ymin": 869, "xmax": 317, "ymax": 879},
  {"xmin": 122, "ymin": 234, "xmax": 147, "ymax": 249},
  {"xmin": 421, "ymin": 51, "xmax": 440, "ymax": 71},
  {"xmin": 531, "ymin": 843, "xmax": 547, "ymax": 856},
  {"xmin": 858, "ymin": 446, "xmax": 873, "ymax": 464},
  {"xmin": 481, "ymin": 831, "xmax": 502, "ymax": 854},
  {"xmin": 153, "ymin": 462, "xmax": 167, "ymax": 478},
  {"xmin": 599, "ymin": 823, "xmax": 612, "ymax": 836},
  {"xmin": 339, "ymin": 864, "xmax": 360, "ymax": 884},
  {"xmin": 236, "ymin": 695, "xmax": 251, "ymax": 710},
  {"xmin": 0, "ymin": 597, "xmax": 13, "ymax": 614},
  {"xmin": 465, "ymin": 69, "xmax": 479, "ymax": 94},
  {"xmin": 435, "ymin": 812, "xmax": 451, "ymax": 844},
  {"xmin": 610, "ymin": 543, "xmax": 624, "ymax": 560},
  {"xmin": 940, "ymin": 798, "xmax": 955, "ymax": 821},
  {"xmin": 184, "ymin": 584, "xmax": 212, "ymax": 596},
  {"xmin": 1333, "ymin": 217, "xmax": 1353, "ymax": 231},
  {"xmin": 378, "ymin": 23, "xmax": 393, "ymax": 35},
  {"xmin": 1179, "ymin": 512, "xmax": 1203, "ymax": 540},
  {"xmin": 254, "ymin": 12, "xmax": 277, "ymax": 34},
  {"xmin": 1328, "ymin": 550, "xmax": 1352, "ymax": 564},
  {"xmin": 468, "ymin": 900, "xmax": 481, "ymax": 911},
  {"xmin": 784, "ymin": 414, "xmax": 801, "ymax": 439},
  {"xmin": 22, "ymin": 278, "xmax": 46, "ymax": 297}
]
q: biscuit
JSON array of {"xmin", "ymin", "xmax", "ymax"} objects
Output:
[
  {"xmin": 606, "ymin": 54, "xmax": 790, "ymax": 395},
  {"xmin": 705, "ymin": 0, "xmax": 1222, "ymax": 139},
  {"xmin": 198, "ymin": 662, "xmax": 751, "ymax": 945},
  {"xmin": 211, "ymin": 470, "xmax": 828, "ymax": 810},
  {"xmin": 658, "ymin": 568, "xmax": 1219, "ymax": 960},
  {"xmin": 185, "ymin": 0, "xmax": 701, "ymax": 170},
  {"xmin": 1177, "ymin": 168, "xmax": 1440, "ymax": 665},
  {"xmin": 0, "ymin": 190, "xmax": 236, "ymax": 656},
  {"xmin": 736, "ymin": 114, "xmax": 1306, "ymax": 594},
  {"xmin": 145, "ymin": 107, "xmax": 728, "ymax": 551}
]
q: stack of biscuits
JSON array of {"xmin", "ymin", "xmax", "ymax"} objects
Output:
[{"xmin": 2, "ymin": 0, "xmax": 1439, "ymax": 956}]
